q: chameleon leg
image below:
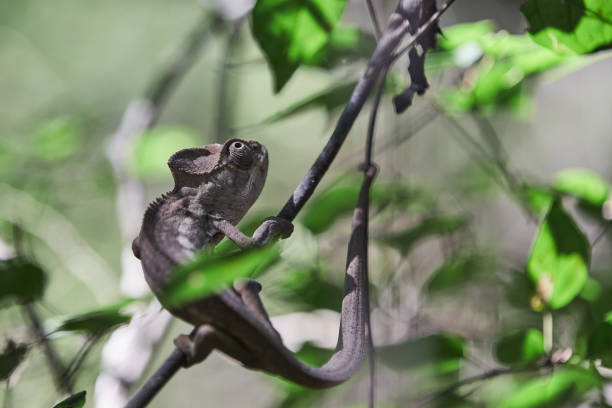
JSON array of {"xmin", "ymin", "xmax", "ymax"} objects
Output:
[
  {"xmin": 174, "ymin": 324, "xmax": 256, "ymax": 368},
  {"xmin": 233, "ymin": 279, "xmax": 281, "ymax": 339}
]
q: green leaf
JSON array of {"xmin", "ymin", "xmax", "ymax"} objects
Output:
[
  {"xmin": 0, "ymin": 341, "xmax": 28, "ymax": 381},
  {"xmin": 426, "ymin": 253, "xmax": 489, "ymax": 293},
  {"xmin": 52, "ymin": 391, "xmax": 86, "ymax": 408},
  {"xmin": 377, "ymin": 334, "xmax": 466, "ymax": 372},
  {"xmin": 54, "ymin": 299, "xmax": 135, "ymax": 335},
  {"xmin": 521, "ymin": 0, "xmax": 612, "ymax": 55},
  {"xmin": 34, "ymin": 117, "xmax": 83, "ymax": 161},
  {"xmin": 251, "ymin": 0, "xmax": 347, "ymax": 92},
  {"xmin": 302, "ymin": 179, "xmax": 430, "ymax": 234},
  {"xmin": 527, "ymin": 199, "xmax": 590, "ymax": 309},
  {"xmin": 163, "ymin": 245, "xmax": 281, "ymax": 309},
  {"xmin": 555, "ymin": 168, "xmax": 610, "ymax": 206},
  {"xmin": 524, "ymin": 185, "xmax": 556, "ymax": 215},
  {"xmin": 379, "ymin": 214, "xmax": 468, "ymax": 255},
  {"xmin": 274, "ymin": 267, "xmax": 343, "ymax": 312},
  {"xmin": 439, "ymin": 22, "xmax": 569, "ymax": 113},
  {"xmin": 129, "ymin": 125, "xmax": 199, "ymax": 180},
  {"xmin": 587, "ymin": 316, "xmax": 612, "ymax": 366},
  {"xmin": 500, "ymin": 366, "xmax": 600, "ymax": 408},
  {"xmin": 261, "ymin": 81, "xmax": 356, "ymax": 124},
  {"xmin": 494, "ymin": 329, "xmax": 545, "ymax": 366},
  {"xmin": 0, "ymin": 259, "xmax": 47, "ymax": 303}
]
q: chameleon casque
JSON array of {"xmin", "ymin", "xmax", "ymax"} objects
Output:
[{"xmin": 132, "ymin": 138, "xmax": 371, "ymax": 388}]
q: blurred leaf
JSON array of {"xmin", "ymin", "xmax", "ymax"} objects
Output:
[
  {"xmin": 52, "ymin": 391, "xmax": 86, "ymax": 408},
  {"xmin": 302, "ymin": 178, "xmax": 426, "ymax": 234},
  {"xmin": 261, "ymin": 81, "xmax": 356, "ymax": 124},
  {"xmin": 579, "ymin": 277, "xmax": 602, "ymax": 302},
  {"xmin": 521, "ymin": 0, "xmax": 612, "ymax": 55},
  {"xmin": 524, "ymin": 184, "xmax": 556, "ymax": 215},
  {"xmin": 309, "ymin": 26, "xmax": 376, "ymax": 69},
  {"xmin": 527, "ymin": 199, "xmax": 590, "ymax": 309},
  {"xmin": 378, "ymin": 334, "xmax": 466, "ymax": 372},
  {"xmin": 439, "ymin": 22, "xmax": 569, "ymax": 113},
  {"xmin": 0, "ymin": 258, "xmax": 47, "ymax": 304},
  {"xmin": 438, "ymin": 20, "xmax": 496, "ymax": 50},
  {"xmin": 129, "ymin": 125, "xmax": 199, "ymax": 180},
  {"xmin": 586, "ymin": 316, "xmax": 612, "ymax": 366},
  {"xmin": 500, "ymin": 366, "xmax": 600, "ymax": 408},
  {"xmin": 163, "ymin": 245, "xmax": 281, "ymax": 309},
  {"xmin": 426, "ymin": 252, "xmax": 489, "ymax": 293},
  {"xmin": 0, "ymin": 341, "xmax": 28, "ymax": 381},
  {"xmin": 378, "ymin": 214, "xmax": 468, "ymax": 255},
  {"xmin": 274, "ymin": 267, "xmax": 343, "ymax": 312},
  {"xmin": 251, "ymin": 0, "xmax": 347, "ymax": 92},
  {"xmin": 554, "ymin": 168, "xmax": 610, "ymax": 206},
  {"xmin": 506, "ymin": 271, "xmax": 537, "ymax": 309},
  {"xmin": 494, "ymin": 329, "xmax": 545, "ymax": 366},
  {"xmin": 54, "ymin": 298, "xmax": 135, "ymax": 335},
  {"xmin": 34, "ymin": 117, "xmax": 83, "ymax": 161}
]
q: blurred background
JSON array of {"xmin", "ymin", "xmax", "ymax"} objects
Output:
[{"xmin": 1, "ymin": 0, "xmax": 611, "ymax": 407}]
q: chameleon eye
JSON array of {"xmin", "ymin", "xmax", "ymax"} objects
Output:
[{"xmin": 229, "ymin": 140, "xmax": 253, "ymax": 169}]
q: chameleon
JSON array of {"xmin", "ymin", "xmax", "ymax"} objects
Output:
[{"xmin": 132, "ymin": 138, "xmax": 372, "ymax": 388}]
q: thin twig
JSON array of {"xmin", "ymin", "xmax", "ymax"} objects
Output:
[
  {"xmin": 414, "ymin": 359, "xmax": 554, "ymax": 408},
  {"xmin": 12, "ymin": 225, "xmax": 72, "ymax": 394},
  {"xmin": 214, "ymin": 19, "xmax": 244, "ymax": 143},
  {"xmin": 146, "ymin": 12, "xmax": 213, "ymax": 127},
  {"xmin": 365, "ymin": 0, "xmax": 383, "ymax": 40}
]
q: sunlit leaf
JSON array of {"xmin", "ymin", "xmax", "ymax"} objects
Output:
[
  {"xmin": 0, "ymin": 258, "xmax": 47, "ymax": 303},
  {"xmin": 439, "ymin": 22, "xmax": 569, "ymax": 113},
  {"xmin": 274, "ymin": 267, "xmax": 343, "ymax": 312},
  {"xmin": 163, "ymin": 245, "xmax": 281, "ymax": 309},
  {"xmin": 52, "ymin": 391, "xmax": 86, "ymax": 408},
  {"xmin": 426, "ymin": 253, "xmax": 489, "ymax": 293},
  {"xmin": 494, "ymin": 329, "xmax": 545, "ymax": 366},
  {"xmin": 54, "ymin": 298, "xmax": 135, "ymax": 335},
  {"xmin": 378, "ymin": 334, "xmax": 466, "ymax": 372},
  {"xmin": 0, "ymin": 341, "xmax": 28, "ymax": 381},
  {"xmin": 527, "ymin": 199, "xmax": 590, "ymax": 309},
  {"xmin": 587, "ymin": 316, "xmax": 612, "ymax": 366},
  {"xmin": 555, "ymin": 168, "xmax": 610, "ymax": 206},
  {"xmin": 129, "ymin": 125, "xmax": 199, "ymax": 180},
  {"xmin": 500, "ymin": 366, "xmax": 600, "ymax": 408},
  {"xmin": 34, "ymin": 117, "xmax": 83, "ymax": 161},
  {"xmin": 378, "ymin": 214, "xmax": 468, "ymax": 255},
  {"xmin": 251, "ymin": 0, "xmax": 347, "ymax": 92},
  {"xmin": 524, "ymin": 185, "xmax": 555, "ymax": 215},
  {"xmin": 522, "ymin": 0, "xmax": 612, "ymax": 55}
]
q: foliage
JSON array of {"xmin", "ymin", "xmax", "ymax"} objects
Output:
[
  {"xmin": 1, "ymin": 0, "xmax": 612, "ymax": 407},
  {"xmin": 52, "ymin": 391, "xmax": 86, "ymax": 408}
]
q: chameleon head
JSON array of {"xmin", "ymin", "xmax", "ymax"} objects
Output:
[{"xmin": 168, "ymin": 138, "xmax": 269, "ymax": 223}]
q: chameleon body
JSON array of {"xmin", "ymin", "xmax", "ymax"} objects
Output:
[{"xmin": 133, "ymin": 138, "xmax": 370, "ymax": 388}]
